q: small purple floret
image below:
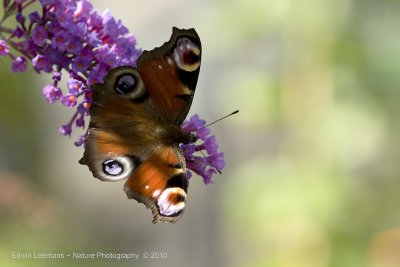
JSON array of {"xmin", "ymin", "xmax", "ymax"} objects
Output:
[
  {"xmin": 32, "ymin": 55, "xmax": 52, "ymax": 72},
  {"xmin": 67, "ymin": 79, "xmax": 83, "ymax": 96},
  {"xmin": 42, "ymin": 84, "xmax": 62, "ymax": 103},
  {"xmin": 76, "ymin": 115, "xmax": 85, "ymax": 128},
  {"xmin": 31, "ymin": 26, "xmax": 48, "ymax": 46},
  {"xmin": 74, "ymin": 132, "xmax": 87, "ymax": 146},
  {"xmin": 59, "ymin": 124, "xmax": 72, "ymax": 136},
  {"xmin": 29, "ymin": 11, "xmax": 42, "ymax": 24},
  {"xmin": 16, "ymin": 13, "xmax": 26, "ymax": 24},
  {"xmin": 60, "ymin": 94, "xmax": 77, "ymax": 108},
  {"xmin": 0, "ymin": 40, "xmax": 9, "ymax": 56},
  {"xmin": 11, "ymin": 57, "xmax": 27, "ymax": 72}
]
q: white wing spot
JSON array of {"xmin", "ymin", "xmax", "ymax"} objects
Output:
[
  {"xmin": 156, "ymin": 187, "xmax": 186, "ymax": 216},
  {"xmin": 152, "ymin": 189, "xmax": 161, "ymax": 198}
]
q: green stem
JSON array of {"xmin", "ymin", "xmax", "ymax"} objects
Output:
[
  {"xmin": 22, "ymin": 0, "xmax": 38, "ymax": 10},
  {"xmin": 0, "ymin": 25, "xmax": 14, "ymax": 34}
]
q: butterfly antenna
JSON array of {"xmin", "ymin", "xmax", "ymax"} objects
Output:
[
  {"xmin": 195, "ymin": 110, "xmax": 239, "ymax": 132},
  {"xmin": 192, "ymin": 110, "xmax": 239, "ymax": 174},
  {"xmin": 198, "ymin": 149, "xmax": 222, "ymax": 174}
]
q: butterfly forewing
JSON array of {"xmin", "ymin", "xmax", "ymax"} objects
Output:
[{"xmin": 137, "ymin": 27, "xmax": 201, "ymax": 124}]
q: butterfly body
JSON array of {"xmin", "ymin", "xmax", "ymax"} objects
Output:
[{"xmin": 80, "ymin": 27, "xmax": 201, "ymax": 223}]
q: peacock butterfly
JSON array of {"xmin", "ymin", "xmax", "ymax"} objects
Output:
[{"xmin": 79, "ymin": 27, "xmax": 201, "ymax": 223}]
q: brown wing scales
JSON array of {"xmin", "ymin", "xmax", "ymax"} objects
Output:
[{"xmin": 138, "ymin": 27, "xmax": 201, "ymax": 124}]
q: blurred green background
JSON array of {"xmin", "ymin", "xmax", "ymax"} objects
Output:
[{"xmin": 2, "ymin": 0, "xmax": 400, "ymax": 266}]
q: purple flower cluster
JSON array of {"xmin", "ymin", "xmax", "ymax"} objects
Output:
[
  {"xmin": 181, "ymin": 115, "xmax": 225, "ymax": 184},
  {"xmin": 0, "ymin": 0, "xmax": 141, "ymax": 145},
  {"xmin": 0, "ymin": 0, "xmax": 225, "ymax": 184}
]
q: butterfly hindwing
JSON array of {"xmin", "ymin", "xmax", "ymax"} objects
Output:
[{"xmin": 123, "ymin": 146, "xmax": 188, "ymax": 223}]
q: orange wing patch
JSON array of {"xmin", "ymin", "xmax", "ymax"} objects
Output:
[
  {"xmin": 123, "ymin": 147, "xmax": 187, "ymax": 223},
  {"xmin": 137, "ymin": 27, "xmax": 201, "ymax": 124}
]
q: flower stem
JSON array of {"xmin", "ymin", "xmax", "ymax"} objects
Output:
[
  {"xmin": 0, "ymin": 25, "xmax": 13, "ymax": 34},
  {"xmin": 22, "ymin": 0, "xmax": 37, "ymax": 10}
]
